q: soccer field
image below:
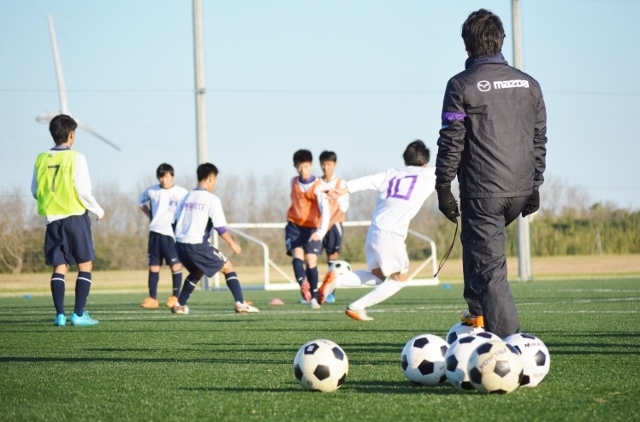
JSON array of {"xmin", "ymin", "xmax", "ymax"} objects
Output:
[{"xmin": 1, "ymin": 278, "xmax": 639, "ymax": 421}]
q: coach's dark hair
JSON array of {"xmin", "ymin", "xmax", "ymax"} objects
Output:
[
  {"xmin": 156, "ymin": 163, "xmax": 175, "ymax": 178},
  {"xmin": 461, "ymin": 9, "xmax": 505, "ymax": 58},
  {"xmin": 49, "ymin": 114, "xmax": 77, "ymax": 145},
  {"xmin": 293, "ymin": 149, "xmax": 313, "ymax": 166},
  {"xmin": 197, "ymin": 163, "xmax": 219, "ymax": 181},
  {"xmin": 403, "ymin": 140, "xmax": 430, "ymax": 166},
  {"xmin": 319, "ymin": 150, "xmax": 337, "ymax": 163}
]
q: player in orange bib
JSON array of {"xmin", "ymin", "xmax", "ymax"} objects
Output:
[{"xmin": 285, "ymin": 149, "xmax": 330, "ymax": 309}]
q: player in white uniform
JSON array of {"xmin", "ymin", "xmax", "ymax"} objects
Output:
[
  {"xmin": 171, "ymin": 163, "xmax": 258, "ymax": 315},
  {"xmin": 318, "ymin": 140, "xmax": 436, "ymax": 321},
  {"xmin": 139, "ymin": 163, "xmax": 189, "ymax": 309},
  {"xmin": 317, "ymin": 151, "xmax": 349, "ymax": 303},
  {"xmin": 285, "ymin": 149, "xmax": 331, "ymax": 309}
]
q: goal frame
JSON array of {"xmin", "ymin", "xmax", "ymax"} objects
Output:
[{"xmin": 204, "ymin": 221, "xmax": 440, "ymax": 290}]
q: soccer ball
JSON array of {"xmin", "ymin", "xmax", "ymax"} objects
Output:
[
  {"xmin": 446, "ymin": 322, "xmax": 485, "ymax": 345},
  {"xmin": 293, "ymin": 339, "xmax": 349, "ymax": 392},
  {"xmin": 445, "ymin": 333, "xmax": 498, "ymax": 391},
  {"xmin": 473, "ymin": 331, "xmax": 501, "ymax": 342},
  {"xmin": 401, "ymin": 334, "xmax": 448, "ymax": 386},
  {"xmin": 468, "ymin": 340, "xmax": 524, "ymax": 394},
  {"xmin": 504, "ymin": 333, "xmax": 551, "ymax": 387},
  {"xmin": 330, "ymin": 260, "xmax": 352, "ymax": 276}
]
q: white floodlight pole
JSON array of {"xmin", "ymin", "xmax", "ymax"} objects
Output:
[
  {"xmin": 193, "ymin": 0, "xmax": 208, "ymax": 165},
  {"xmin": 512, "ymin": 0, "xmax": 532, "ymax": 282},
  {"xmin": 193, "ymin": 0, "xmax": 211, "ymax": 289}
]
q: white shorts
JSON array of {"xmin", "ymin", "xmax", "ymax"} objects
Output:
[{"xmin": 364, "ymin": 227, "xmax": 409, "ymax": 277}]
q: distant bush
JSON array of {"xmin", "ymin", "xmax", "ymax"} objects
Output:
[{"xmin": 1, "ymin": 179, "xmax": 637, "ymax": 274}]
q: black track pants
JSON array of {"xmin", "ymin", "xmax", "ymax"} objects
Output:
[{"xmin": 460, "ymin": 196, "xmax": 528, "ymax": 338}]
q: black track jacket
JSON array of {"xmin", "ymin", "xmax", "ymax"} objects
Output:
[{"xmin": 435, "ymin": 53, "xmax": 547, "ymax": 199}]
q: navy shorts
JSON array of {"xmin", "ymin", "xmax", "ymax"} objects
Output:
[
  {"xmin": 148, "ymin": 231, "xmax": 180, "ymax": 266},
  {"xmin": 44, "ymin": 213, "xmax": 95, "ymax": 266},
  {"xmin": 176, "ymin": 242, "xmax": 227, "ymax": 278},
  {"xmin": 285, "ymin": 221, "xmax": 322, "ymax": 256},
  {"xmin": 322, "ymin": 223, "xmax": 344, "ymax": 255}
]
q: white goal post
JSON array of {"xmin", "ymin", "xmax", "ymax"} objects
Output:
[{"xmin": 205, "ymin": 221, "xmax": 440, "ymax": 291}]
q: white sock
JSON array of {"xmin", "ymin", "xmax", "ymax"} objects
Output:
[
  {"xmin": 336, "ymin": 270, "xmax": 383, "ymax": 287},
  {"xmin": 349, "ymin": 279, "xmax": 403, "ymax": 311}
]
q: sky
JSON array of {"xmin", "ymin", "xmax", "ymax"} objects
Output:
[{"xmin": 1, "ymin": 0, "xmax": 640, "ymax": 211}]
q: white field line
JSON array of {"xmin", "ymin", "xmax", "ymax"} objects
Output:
[
  {"xmin": 541, "ymin": 310, "xmax": 638, "ymax": 314},
  {"xmin": 4, "ymin": 287, "xmax": 640, "ymax": 299},
  {"xmin": 5, "ymin": 297, "xmax": 639, "ymax": 320},
  {"xmin": 553, "ymin": 289, "xmax": 640, "ymax": 293}
]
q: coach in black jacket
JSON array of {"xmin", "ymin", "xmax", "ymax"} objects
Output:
[{"xmin": 435, "ymin": 9, "xmax": 547, "ymax": 338}]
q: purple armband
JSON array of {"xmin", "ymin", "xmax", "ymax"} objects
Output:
[{"xmin": 215, "ymin": 226, "xmax": 227, "ymax": 236}]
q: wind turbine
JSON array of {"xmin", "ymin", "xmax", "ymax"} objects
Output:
[{"xmin": 36, "ymin": 15, "xmax": 121, "ymax": 151}]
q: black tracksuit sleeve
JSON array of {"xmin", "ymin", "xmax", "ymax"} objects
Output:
[
  {"xmin": 435, "ymin": 77, "xmax": 466, "ymax": 186},
  {"xmin": 533, "ymin": 90, "xmax": 548, "ymax": 188}
]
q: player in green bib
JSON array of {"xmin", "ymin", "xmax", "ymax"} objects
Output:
[{"xmin": 31, "ymin": 114, "xmax": 105, "ymax": 327}]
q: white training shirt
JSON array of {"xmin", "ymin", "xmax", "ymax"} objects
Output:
[
  {"xmin": 139, "ymin": 184, "xmax": 188, "ymax": 238},
  {"xmin": 318, "ymin": 175, "xmax": 349, "ymax": 215},
  {"xmin": 174, "ymin": 188, "xmax": 228, "ymax": 245},
  {"xmin": 30, "ymin": 147, "xmax": 104, "ymax": 224},
  {"xmin": 346, "ymin": 166, "xmax": 436, "ymax": 238}
]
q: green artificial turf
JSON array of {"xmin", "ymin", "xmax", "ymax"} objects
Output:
[{"xmin": 1, "ymin": 278, "xmax": 639, "ymax": 421}]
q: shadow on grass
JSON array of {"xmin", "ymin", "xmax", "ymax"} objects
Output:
[
  {"xmin": 180, "ymin": 381, "xmax": 457, "ymax": 395},
  {"xmin": 0, "ymin": 356, "xmax": 292, "ymax": 365},
  {"xmin": 345, "ymin": 380, "xmax": 458, "ymax": 395},
  {"xmin": 180, "ymin": 386, "xmax": 302, "ymax": 393}
]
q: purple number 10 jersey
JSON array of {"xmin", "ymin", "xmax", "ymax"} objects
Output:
[{"xmin": 346, "ymin": 166, "xmax": 436, "ymax": 238}]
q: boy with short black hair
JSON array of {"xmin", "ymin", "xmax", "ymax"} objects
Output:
[
  {"xmin": 319, "ymin": 140, "xmax": 436, "ymax": 321},
  {"xmin": 171, "ymin": 163, "xmax": 258, "ymax": 314},
  {"xmin": 139, "ymin": 163, "xmax": 188, "ymax": 309},
  {"xmin": 31, "ymin": 114, "xmax": 104, "ymax": 326},
  {"xmin": 318, "ymin": 150, "xmax": 349, "ymax": 303},
  {"xmin": 285, "ymin": 149, "xmax": 330, "ymax": 309}
]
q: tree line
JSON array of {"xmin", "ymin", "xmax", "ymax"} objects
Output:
[{"xmin": 0, "ymin": 177, "xmax": 638, "ymax": 274}]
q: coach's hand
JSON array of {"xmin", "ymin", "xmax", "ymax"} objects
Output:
[
  {"xmin": 436, "ymin": 183, "xmax": 459, "ymax": 223},
  {"xmin": 522, "ymin": 188, "xmax": 540, "ymax": 217}
]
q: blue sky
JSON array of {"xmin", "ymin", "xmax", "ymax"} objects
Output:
[{"xmin": 2, "ymin": 0, "xmax": 639, "ymax": 210}]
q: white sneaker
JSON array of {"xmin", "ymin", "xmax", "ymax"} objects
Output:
[
  {"xmin": 171, "ymin": 304, "xmax": 190, "ymax": 315},
  {"xmin": 235, "ymin": 301, "xmax": 260, "ymax": 314},
  {"xmin": 345, "ymin": 307, "xmax": 373, "ymax": 321},
  {"xmin": 309, "ymin": 298, "xmax": 321, "ymax": 309}
]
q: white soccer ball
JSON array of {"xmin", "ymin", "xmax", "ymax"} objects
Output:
[
  {"xmin": 445, "ymin": 333, "xmax": 498, "ymax": 391},
  {"xmin": 330, "ymin": 260, "xmax": 352, "ymax": 276},
  {"xmin": 401, "ymin": 334, "xmax": 448, "ymax": 386},
  {"xmin": 446, "ymin": 322, "xmax": 485, "ymax": 345},
  {"xmin": 504, "ymin": 333, "xmax": 551, "ymax": 387},
  {"xmin": 294, "ymin": 339, "xmax": 349, "ymax": 392},
  {"xmin": 473, "ymin": 331, "xmax": 502, "ymax": 342},
  {"xmin": 468, "ymin": 340, "xmax": 524, "ymax": 394}
]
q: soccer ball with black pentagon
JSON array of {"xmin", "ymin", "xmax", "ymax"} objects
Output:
[
  {"xmin": 504, "ymin": 333, "xmax": 550, "ymax": 387},
  {"xmin": 401, "ymin": 334, "xmax": 448, "ymax": 386},
  {"xmin": 294, "ymin": 339, "xmax": 348, "ymax": 392},
  {"xmin": 468, "ymin": 340, "xmax": 523, "ymax": 394},
  {"xmin": 445, "ymin": 333, "xmax": 498, "ymax": 391},
  {"xmin": 446, "ymin": 321, "xmax": 485, "ymax": 345},
  {"xmin": 329, "ymin": 260, "xmax": 352, "ymax": 276}
]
